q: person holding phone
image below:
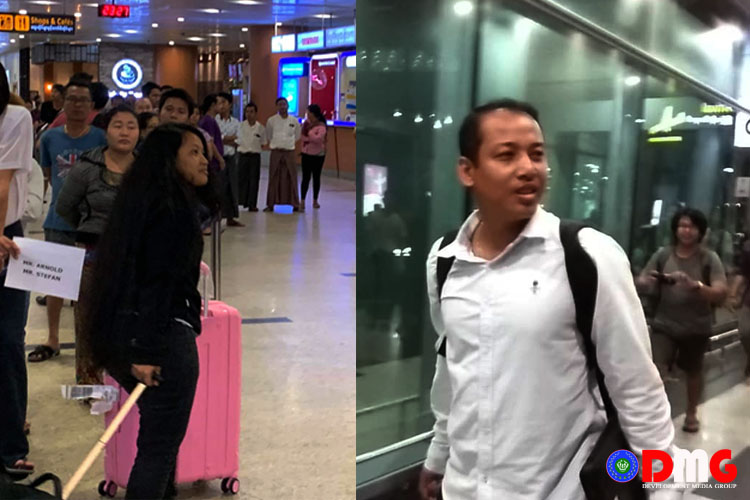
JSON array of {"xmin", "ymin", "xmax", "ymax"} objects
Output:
[{"xmin": 637, "ymin": 207, "xmax": 726, "ymax": 433}]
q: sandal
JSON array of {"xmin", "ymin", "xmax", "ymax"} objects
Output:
[
  {"xmin": 3, "ymin": 459, "xmax": 35, "ymax": 479},
  {"xmin": 682, "ymin": 415, "xmax": 700, "ymax": 433},
  {"xmin": 27, "ymin": 345, "xmax": 60, "ymax": 363}
]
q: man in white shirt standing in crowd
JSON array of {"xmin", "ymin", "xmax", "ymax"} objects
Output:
[
  {"xmin": 0, "ymin": 63, "xmax": 35, "ymax": 477},
  {"xmin": 216, "ymin": 91, "xmax": 243, "ymax": 226},
  {"xmin": 236, "ymin": 101, "xmax": 266, "ymax": 212},
  {"xmin": 419, "ymin": 99, "xmax": 682, "ymax": 500},
  {"xmin": 264, "ymin": 97, "xmax": 301, "ymax": 212}
]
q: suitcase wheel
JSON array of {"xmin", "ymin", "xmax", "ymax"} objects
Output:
[
  {"xmin": 221, "ymin": 477, "xmax": 240, "ymax": 495},
  {"xmin": 98, "ymin": 480, "xmax": 117, "ymax": 498}
]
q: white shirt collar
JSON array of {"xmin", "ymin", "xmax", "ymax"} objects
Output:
[{"xmin": 437, "ymin": 207, "xmax": 555, "ymax": 261}]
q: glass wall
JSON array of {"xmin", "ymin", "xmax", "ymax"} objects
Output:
[{"xmin": 357, "ymin": 0, "xmax": 743, "ymax": 488}]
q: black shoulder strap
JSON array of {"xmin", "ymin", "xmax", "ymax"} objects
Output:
[
  {"xmin": 436, "ymin": 229, "xmax": 459, "ymax": 358},
  {"xmin": 559, "ymin": 220, "xmax": 617, "ymax": 421}
]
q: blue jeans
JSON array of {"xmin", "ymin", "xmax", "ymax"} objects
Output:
[{"xmin": 0, "ymin": 220, "xmax": 30, "ymax": 468}]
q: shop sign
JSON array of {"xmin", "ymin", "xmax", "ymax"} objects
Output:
[
  {"xmin": 112, "ymin": 59, "xmax": 143, "ymax": 91},
  {"xmin": 272, "ymin": 33, "xmax": 296, "ymax": 53},
  {"xmin": 649, "ymin": 105, "xmax": 733, "ymax": 135},
  {"xmin": 297, "ymin": 30, "xmax": 325, "ymax": 51},
  {"xmin": 325, "ymin": 25, "xmax": 355, "ymax": 48},
  {"xmin": 0, "ymin": 12, "xmax": 76, "ymax": 34}
]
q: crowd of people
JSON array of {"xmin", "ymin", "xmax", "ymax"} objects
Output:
[{"xmin": 0, "ymin": 64, "xmax": 329, "ymax": 497}]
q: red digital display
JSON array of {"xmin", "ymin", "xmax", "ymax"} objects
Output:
[{"xmin": 98, "ymin": 4, "xmax": 130, "ymax": 18}]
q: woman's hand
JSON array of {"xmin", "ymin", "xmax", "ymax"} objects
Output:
[{"xmin": 131, "ymin": 364, "xmax": 162, "ymax": 387}]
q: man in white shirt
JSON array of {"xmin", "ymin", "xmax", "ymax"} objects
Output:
[
  {"xmin": 264, "ymin": 97, "xmax": 301, "ymax": 212},
  {"xmin": 236, "ymin": 101, "xmax": 266, "ymax": 212},
  {"xmin": 216, "ymin": 91, "xmax": 243, "ymax": 226},
  {"xmin": 420, "ymin": 99, "xmax": 682, "ymax": 500},
  {"xmin": 0, "ymin": 74, "xmax": 35, "ymax": 477}
]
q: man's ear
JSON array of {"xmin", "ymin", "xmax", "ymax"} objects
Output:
[{"xmin": 457, "ymin": 156, "xmax": 475, "ymax": 188}]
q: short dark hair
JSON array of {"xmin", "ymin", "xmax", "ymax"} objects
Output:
[
  {"xmin": 307, "ymin": 103, "xmax": 326, "ymax": 124},
  {"xmin": 276, "ymin": 97, "xmax": 288, "ymax": 105},
  {"xmin": 200, "ymin": 94, "xmax": 218, "ymax": 115},
  {"xmin": 103, "ymin": 104, "xmax": 139, "ymax": 130},
  {"xmin": 459, "ymin": 99, "xmax": 541, "ymax": 164},
  {"xmin": 245, "ymin": 101, "xmax": 257, "ymax": 112},
  {"xmin": 159, "ymin": 88, "xmax": 195, "ymax": 117},
  {"xmin": 142, "ymin": 81, "xmax": 160, "ymax": 96},
  {"xmin": 71, "ymin": 72, "xmax": 93, "ymax": 83},
  {"xmin": 91, "ymin": 82, "xmax": 109, "ymax": 110},
  {"xmin": 52, "ymin": 84, "xmax": 65, "ymax": 95},
  {"xmin": 0, "ymin": 62, "xmax": 9, "ymax": 115},
  {"xmin": 138, "ymin": 111, "xmax": 158, "ymax": 131},
  {"xmin": 217, "ymin": 92, "xmax": 233, "ymax": 105},
  {"xmin": 160, "ymin": 85, "xmax": 173, "ymax": 92},
  {"xmin": 671, "ymin": 207, "xmax": 708, "ymax": 243},
  {"xmin": 65, "ymin": 79, "xmax": 92, "ymax": 97}
]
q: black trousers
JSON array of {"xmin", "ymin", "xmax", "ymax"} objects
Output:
[
  {"xmin": 237, "ymin": 152, "xmax": 261, "ymax": 209},
  {"xmin": 0, "ymin": 221, "xmax": 30, "ymax": 469},
  {"xmin": 300, "ymin": 153, "xmax": 325, "ymax": 201},
  {"xmin": 108, "ymin": 323, "xmax": 199, "ymax": 500},
  {"xmin": 220, "ymin": 155, "xmax": 239, "ymax": 219}
]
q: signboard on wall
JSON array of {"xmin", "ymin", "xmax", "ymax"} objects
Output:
[
  {"xmin": 325, "ymin": 25, "xmax": 355, "ymax": 48},
  {"xmin": 310, "ymin": 56, "xmax": 338, "ymax": 121},
  {"xmin": 0, "ymin": 12, "xmax": 75, "ymax": 34},
  {"xmin": 297, "ymin": 30, "xmax": 325, "ymax": 51},
  {"xmin": 112, "ymin": 59, "xmax": 143, "ymax": 90},
  {"xmin": 271, "ymin": 33, "xmax": 296, "ymax": 53}
]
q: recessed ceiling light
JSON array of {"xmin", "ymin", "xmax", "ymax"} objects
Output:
[
  {"xmin": 624, "ymin": 75, "xmax": 641, "ymax": 86},
  {"xmin": 187, "ymin": 37, "xmax": 204, "ymax": 42},
  {"xmin": 19, "ymin": 34, "xmax": 25, "ymax": 39},
  {"xmin": 201, "ymin": 8, "xmax": 220, "ymax": 14},
  {"xmin": 125, "ymin": 29, "xmax": 138, "ymax": 34},
  {"xmin": 19, "ymin": 9, "xmax": 27, "ymax": 15},
  {"xmin": 177, "ymin": 17, "xmax": 185, "ymax": 22},
  {"xmin": 314, "ymin": 14, "xmax": 334, "ymax": 19},
  {"xmin": 241, "ymin": 27, "xmax": 248, "ymax": 32},
  {"xmin": 169, "ymin": 40, "xmax": 175, "ymax": 46},
  {"xmin": 453, "ymin": 0, "xmax": 474, "ymax": 16},
  {"xmin": 152, "ymin": 23, "xmax": 159, "ymax": 28},
  {"xmin": 234, "ymin": 0, "xmax": 262, "ymax": 4},
  {"xmin": 96, "ymin": 37, "xmax": 102, "ymax": 42},
  {"xmin": 10, "ymin": 39, "xmax": 16, "ymax": 43},
  {"xmin": 106, "ymin": 33, "xmax": 121, "ymax": 38},
  {"xmin": 29, "ymin": 1, "xmax": 58, "ymax": 4},
  {"xmin": 239, "ymin": 43, "xmax": 245, "ymax": 48},
  {"xmin": 83, "ymin": 3, "xmax": 98, "ymax": 6},
  {"xmin": 209, "ymin": 33, "xmax": 226, "ymax": 37},
  {"xmin": 74, "ymin": 12, "xmax": 82, "ymax": 18}
]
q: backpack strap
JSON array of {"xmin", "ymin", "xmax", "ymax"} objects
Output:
[
  {"xmin": 559, "ymin": 220, "xmax": 617, "ymax": 421},
  {"xmin": 436, "ymin": 229, "xmax": 459, "ymax": 357}
]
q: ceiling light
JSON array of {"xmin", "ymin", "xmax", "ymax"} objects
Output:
[
  {"xmin": 187, "ymin": 37, "xmax": 204, "ymax": 42},
  {"xmin": 209, "ymin": 33, "xmax": 226, "ymax": 37},
  {"xmin": 707, "ymin": 24, "xmax": 744, "ymax": 43},
  {"xmin": 19, "ymin": 9, "xmax": 27, "ymax": 15},
  {"xmin": 624, "ymin": 75, "xmax": 641, "ymax": 86},
  {"xmin": 169, "ymin": 40, "xmax": 175, "ymax": 46},
  {"xmin": 234, "ymin": 0, "xmax": 262, "ymax": 4},
  {"xmin": 125, "ymin": 29, "xmax": 138, "ymax": 34},
  {"xmin": 83, "ymin": 3, "xmax": 98, "ymax": 6},
  {"xmin": 106, "ymin": 33, "xmax": 121, "ymax": 38},
  {"xmin": 19, "ymin": 34, "xmax": 25, "ymax": 39},
  {"xmin": 453, "ymin": 1, "xmax": 474, "ymax": 16},
  {"xmin": 10, "ymin": 39, "xmax": 16, "ymax": 43},
  {"xmin": 242, "ymin": 27, "xmax": 248, "ymax": 32},
  {"xmin": 152, "ymin": 23, "xmax": 159, "ymax": 28},
  {"xmin": 414, "ymin": 114, "xmax": 423, "ymax": 123},
  {"xmin": 96, "ymin": 37, "xmax": 102, "ymax": 42},
  {"xmin": 239, "ymin": 43, "xmax": 246, "ymax": 48},
  {"xmin": 393, "ymin": 110, "xmax": 402, "ymax": 117},
  {"xmin": 314, "ymin": 14, "xmax": 334, "ymax": 19},
  {"xmin": 29, "ymin": 1, "xmax": 58, "ymax": 4},
  {"xmin": 634, "ymin": 118, "xmax": 645, "ymax": 123},
  {"xmin": 723, "ymin": 167, "xmax": 735, "ymax": 173},
  {"xmin": 202, "ymin": 8, "xmax": 220, "ymax": 14},
  {"xmin": 73, "ymin": 12, "xmax": 82, "ymax": 18},
  {"xmin": 177, "ymin": 17, "xmax": 185, "ymax": 22},
  {"xmin": 444, "ymin": 116, "xmax": 453, "ymax": 125}
]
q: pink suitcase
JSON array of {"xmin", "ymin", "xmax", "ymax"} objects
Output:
[{"xmin": 98, "ymin": 299, "xmax": 242, "ymax": 497}]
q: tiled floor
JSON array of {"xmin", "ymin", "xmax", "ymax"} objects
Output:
[{"xmin": 19, "ymin": 168, "xmax": 355, "ymax": 499}]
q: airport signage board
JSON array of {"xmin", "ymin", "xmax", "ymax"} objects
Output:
[
  {"xmin": 297, "ymin": 30, "xmax": 325, "ymax": 51},
  {"xmin": 0, "ymin": 12, "xmax": 76, "ymax": 34},
  {"xmin": 112, "ymin": 59, "xmax": 143, "ymax": 90},
  {"xmin": 271, "ymin": 33, "xmax": 296, "ymax": 53},
  {"xmin": 98, "ymin": 4, "xmax": 130, "ymax": 18},
  {"xmin": 325, "ymin": 25, "xmax": 355, "ymax": 48}
]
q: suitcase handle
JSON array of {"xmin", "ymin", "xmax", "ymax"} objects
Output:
[{"xmin": 200, "ymin": 261, "xmax": 211, "ymax": 318}]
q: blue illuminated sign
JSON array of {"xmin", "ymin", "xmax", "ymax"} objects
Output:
[
  {"xmin": 111, "ymin": 59, "xmax": 143, "ymax": 91},
  {"xmin": 281, "ymin": 78, "xmax": 299, "ymax": 116},
  {"xmin": 297, "ymin": 30, "xmax": 325, "ymax": 50},
  {"xmin": 325, "ymin": 25, "xmax": 355, "ymax": 48},
  {"xmin": 281, "ymin": 63, "xmax": 306, "ymax": 77},
  {"xmin": 272, "ymin": 33, "xmax": 296, "ymax": 53}
]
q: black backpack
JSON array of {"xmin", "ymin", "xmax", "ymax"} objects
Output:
[
  {"xmin": 0, "ymin": 473, "xmax": 63, "ymax": 499},
  {"xmin": 433, "ymin": 220, "xmax": 646, "ymax": 500}
]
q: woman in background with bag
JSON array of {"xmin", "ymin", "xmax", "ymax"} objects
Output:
[{"xmin": 85, "ymin": 123, "xmax": 219, "ymax": 499}]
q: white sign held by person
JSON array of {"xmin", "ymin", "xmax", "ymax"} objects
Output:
[{"xmin": 5, "ymin": 238, "xmax": 86, "ymax": 300}]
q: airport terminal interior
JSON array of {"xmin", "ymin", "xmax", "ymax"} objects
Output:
[{"xmin": 0, "ymin": 0, "xmax": 355, "ymax": 498}]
